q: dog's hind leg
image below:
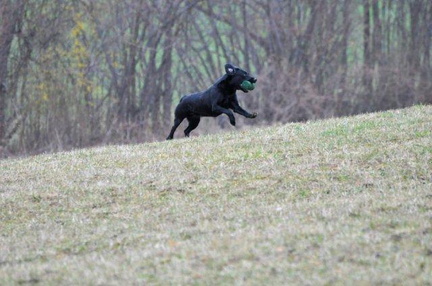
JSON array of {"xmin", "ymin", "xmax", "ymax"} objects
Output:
[
  {"xmin": 166, "ymin": 117, "xmax": 184, "ymax": 140},
  {"xmin": 184, "ymin": 116, "xmax": 201, "ymax": 137}
]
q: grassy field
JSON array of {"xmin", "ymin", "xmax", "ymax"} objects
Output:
[{"xmin": 1, "ymin": 105, "xmax": 431, "ymax": 285}]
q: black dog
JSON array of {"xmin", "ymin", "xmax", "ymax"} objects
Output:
[{"xmin": 166, "ymin": 63, "xmax": 257, "ymax": 140}]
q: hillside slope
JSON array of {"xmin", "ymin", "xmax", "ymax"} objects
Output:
[{"xmin": 1, "ymin": 105, "xmax": 431, "ymax": 284}]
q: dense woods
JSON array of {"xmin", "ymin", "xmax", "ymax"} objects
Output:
[{"xmin": 1, "ymin": 0, "xmax": 431, "ymax": 157}]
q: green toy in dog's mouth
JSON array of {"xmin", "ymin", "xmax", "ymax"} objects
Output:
[{"xmin": 240, "ymin": 80, "xmax": 256, "ymax": 91}]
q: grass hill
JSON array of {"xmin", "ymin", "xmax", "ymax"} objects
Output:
[{"xmin": 1, "ymin": 105, "xmax": 431, "ymax": 285}]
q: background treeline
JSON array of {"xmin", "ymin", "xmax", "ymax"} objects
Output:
[{"xmin": 1, "ymin": 0, "xmax": 431, "ymax": 157}]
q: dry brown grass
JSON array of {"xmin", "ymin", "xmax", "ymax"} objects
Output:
[{"xmin": 1, "ymin": 105, "xmax": 431, "ymax": 285}]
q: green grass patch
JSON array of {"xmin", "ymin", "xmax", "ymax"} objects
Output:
[{"xmin": 1, "ymin": 105, "xmax": 432, "ymax": 284}]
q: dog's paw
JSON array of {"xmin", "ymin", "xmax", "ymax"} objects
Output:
[
  {"xmin": 230, "ymin": 118, "xmax": 236, "ymax": 126},
  {"xmin": 251, "ymin": 112, "xmax": 258, "ymax": 118}
]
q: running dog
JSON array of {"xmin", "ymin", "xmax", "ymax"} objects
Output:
[{"xmin": 166, "ymin": 63, "xmax": 257, "ymax": 140}]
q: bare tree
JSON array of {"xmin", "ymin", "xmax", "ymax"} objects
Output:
[{"xmin": 0, "ymin": 0, "xmax": 25, "ymax": 147}]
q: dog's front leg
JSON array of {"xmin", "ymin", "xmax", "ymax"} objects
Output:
[
  {"xmin": 212, "ymin": 105, "xmax": 236, "ymax": 126},
  {"xmin": 232, "ymin": 102, "xmax": 257, "ymax": 119}
]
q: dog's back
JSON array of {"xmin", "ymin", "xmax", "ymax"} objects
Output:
[{"xmin": 175, "ymin": 91, "xmax": 213, "ymax": 118}]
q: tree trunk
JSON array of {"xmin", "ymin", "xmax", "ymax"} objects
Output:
[
  {"xmin": 0, "ymin": 1, "xmax": 24, "ymax": 144},
  {"xmin": 363, "ymin": 0, "xmax": 373, "ymax": 108}
]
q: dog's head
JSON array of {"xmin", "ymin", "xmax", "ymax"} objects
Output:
[{"xmin": 224, "ymin": 63, "xmax": 257, "ymax": 93}]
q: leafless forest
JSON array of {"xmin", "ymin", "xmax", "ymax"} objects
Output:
[{"xmin": 1, "ymin": 0, "xmax": 431, "ymax": 157}]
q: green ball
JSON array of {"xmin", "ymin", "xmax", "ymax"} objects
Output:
[{"xmin": 240, "ymin": 80, "xmax": 256, "ymax": 91}]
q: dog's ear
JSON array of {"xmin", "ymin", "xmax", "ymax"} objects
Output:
[{"xmin": 225, "ymin": 63, "xmax": 236, "ymax": 75}]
